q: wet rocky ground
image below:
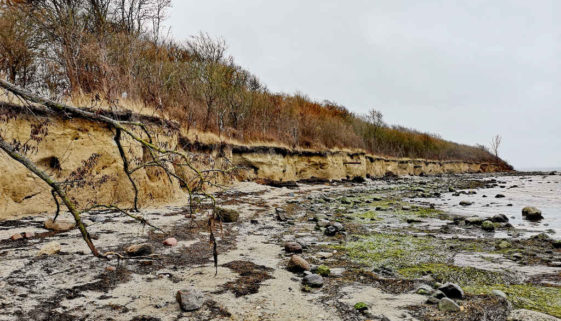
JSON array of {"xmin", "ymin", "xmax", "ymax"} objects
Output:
[{"xmin": 0, "ymin": 172, "xmax": 560, "ymax": 321}]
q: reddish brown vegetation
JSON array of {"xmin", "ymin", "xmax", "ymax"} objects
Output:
[{"xmin": 0, "ymin": 0, "xmax": 508, "ymax": 166}]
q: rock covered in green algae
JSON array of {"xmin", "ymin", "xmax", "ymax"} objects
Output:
[
  {"xmin": 353, "ymin": 302, "xmax": 368, "ymax": 311},
  {"xmin": 481, "ymin": 220, "xmax": 495, "ymax": 232},
  {"xmin": 316, "ymin": 265, "xmax": 330, "ymax": 276}
]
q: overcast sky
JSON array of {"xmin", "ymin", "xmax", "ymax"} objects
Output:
[{"xmin": 168, "ymin": 0, "xmax": 561, "ymax": 170}]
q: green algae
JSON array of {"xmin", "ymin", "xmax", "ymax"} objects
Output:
[
  {"xmin": 333, "ymin": 233, "xmax": 445, "ymax": 269},
  {"xmin": 398, "ymin": 263, "xmax": 561, "ymax": 317},
  {"xmin": 464, "ymin": 284, "xmax": 561, "ymax": 318}
]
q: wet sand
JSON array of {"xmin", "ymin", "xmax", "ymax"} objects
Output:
[{"xmin": 0, "ymin": 173, "xmax": 559, "ymax": 321}]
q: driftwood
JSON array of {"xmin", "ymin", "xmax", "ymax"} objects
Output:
[{"xmin": 0, "ymin": 79, "xmax": 235, "ymax": 260}]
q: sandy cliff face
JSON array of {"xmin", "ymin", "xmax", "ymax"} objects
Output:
[{"xmin": 0, "ymin": 112, "xmax": 502, "ymax": 220}]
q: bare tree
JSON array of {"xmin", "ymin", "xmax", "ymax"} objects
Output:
[
  {"xmin": 490, "ymin": 134, "xmax": 502, "ymax": 162},
  {"xmin": 186, "ymin": 32, "xmax": 229, "ymax": 132}
]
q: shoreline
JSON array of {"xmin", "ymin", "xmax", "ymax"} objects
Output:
[{"xmin": 0, "ymin": 173, "xmax": 559, "ymax": 320}]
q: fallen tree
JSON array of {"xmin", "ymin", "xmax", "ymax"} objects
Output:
[{"xmin": 0, "ymin": 78, "xmax": 234, "ymax": 263}]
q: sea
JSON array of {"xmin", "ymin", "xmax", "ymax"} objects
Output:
[{"xmin": 422, "ymin": 172, "xmax": 561, "ymax": 239}]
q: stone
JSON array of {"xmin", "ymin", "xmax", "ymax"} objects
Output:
[
  {"xmin": 553, "ymin": 240, "xmax": 561, "ymax": 249},
  {"xmin": 438, "ymin": 283, "xmax": 464, "ymax": 299},
  {"xmin": 126, "ymin": 243, "xmax": 154, "ymax": 256},
  {"xmin": 316, "ymin": 265, "xmax": 330, "ymax": 276},
  {"xmin": 331, "ymin": 222, "xmax": 344, "ymax": 231},
  {"xmin": 491, "ymin": 214, "xmax": 509, "ymax": 223},
  {"xmin": 340, "ymin": 198, "xmax": 352, "ymax": 205},
  {"xmin": 522, "ymin": 207, "xmax": 543, "ymax": 221},
  {"xmin": 105, "ymin": 266, "xmax": 116, "ymax": 272},
  {"xmin": 163, "ymin": 237, "xmax": 178, "ymax": 246},
  {"xmin": 481, "ymin": 220, "xmax": 495, "ymax": 232},
  {"xmin": 316, "ymin": 219, "xmax": 330, "ymax": 227},
  {"xmin": 23, "ymin": 232, "xmax": 35, "ymax": 239},
  {"xmin": 438, "ymin": 298, "xmax": 461, "ymax": 312},
  {"xmin": 216, "ymin": 207, "xmax": 239, "ymax": 222},
  {"xmin": 491, "ymin": 290, "xmax": 508, "ymax": 300},
  {"xmin": 507, "ymin": 309, "xmax": 560, "ymax": 321},
  {"xmin": 284, "ymin": 241, "xmax": 303, "ymax": 253},
  {"xmin": 324, "ymin": 225, "xmax": 338, "ymax": 236},
  {"xmin": 415, "ymin": 284, "xmax": 434, "ymax": 295},
  {"xmin": 302, "ymin": 274, "xmax": 324, "ymax": 287},
  {"xmin": 426, "ymin": 296, "xmax": 440, "ymax": 305},
  {"xmin": 10, "ymin": 233, "xmax": 23, "ymax": 241},
  {"xmin": 459, "ymin": 201, "xmax": 473, "ymax": 206},
  {"xmin": 176, "ymin": 288, "xmax": 205, "ymax": 312},
  {"xmin": 495, "ymin": 194, "xmax": 506, "ymax": 198},
  {"xmin": 465, "ymin": 216, "xmax": 484, "ymax": 225},
  {"xmin": 44, "ymin": 218, "xmax": 75, "ymax": 232},
  {"xmin": 330, "ymin": 268, "xmax": 345, "ymax": 277},
  {"xmin": 432, "ymin": 290, "xmax": 446, "ymax": 299},
  {"xmin": 275, "ymin": 208, "xmax": 287, "ymax": 221},
  {"xmin": 287, "ymin": 255, "xmax": 311, "ymax": 272},
  {"xmin": 316, "ymin": 252, "xmax": 333, "ymax": 259},
  {"xmin": 38, "ymin": 241, "xmax": 61, "ymax": 255}
]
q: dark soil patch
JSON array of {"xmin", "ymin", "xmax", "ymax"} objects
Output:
[
  {"xmin": 408, "ymin": 295, "xmax": 510, "ymax": 321},
  {"xmin": 221, "ymin": 260, "xmax": 274, "ymax": 297}
]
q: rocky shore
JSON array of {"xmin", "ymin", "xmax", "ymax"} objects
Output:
[{"xmin": 0, "ymin": 172, "xmax": 560, "ymax": 321}]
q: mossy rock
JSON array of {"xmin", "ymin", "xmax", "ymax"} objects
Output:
[
  {"xmin": 354, "ymin": 302, "xmax": 368, "ymax": 311},
  {"xmin": 481, "ymin": 220, "xmax": 495, "ymax": 232},
  {"xmin": 316, "ymin": 265, "xmax": 330, "ymax": 276}
]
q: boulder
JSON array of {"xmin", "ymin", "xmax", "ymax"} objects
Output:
[
  {"xmin": 522, "ymin": 207, "xmax": 543, "ymax": 221},
  {"xmin": 491, "ymin": 214, "xmax": 509, "ymax": 223},
  {"xmin": 465, "ymin": 216, "xmax": 484, "ymax": 225},
  {"xmin": 302, "ymin": 274, "xmax": 324, "ymax": 287},
  {"xmin": 287, "ymin": 255, "xmax": 310, "ymax": 272},
  {"xmin": 38, "ymin": 241, "xmax": 61, "ymax": 255},
  {"xmin": 284, "ymin": 241, "xmax": 303, "ymax": 253},
  {"xmin": 495, "ymin": 194, "xmax": 506, "ymax": 198},
  {"xmin": 44, "ymin": 218, "xmax": 75, "ymax": 232},
  {"xmin": 126, "ymin": 243, "xmax": 154, "ymax": 256},
  {"xmin": 459, "ymin": 201, "xmax": 473, "ymax": 206},
  {"xmin": 438, "ymin": 298, "xmax": 461, "ymax": 312},
  {"xmin": 216, "ymin": 207, "xmax": 240, "ymax": 222},
  {"xmin": 176, "ymin": 288, "xmax": 205, "ymax": 311},
  {"xmin": 438, "ymin": 283, "xmax": 464, "ymax": 299},
  {"xmin": 507, "ymin": 309, "xmax": 560, "ymax": 321}
]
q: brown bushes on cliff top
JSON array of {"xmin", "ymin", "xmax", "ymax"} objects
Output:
[{"xmin": 0, "ymin": 0, "xmax": 507, "ymax": 166}]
